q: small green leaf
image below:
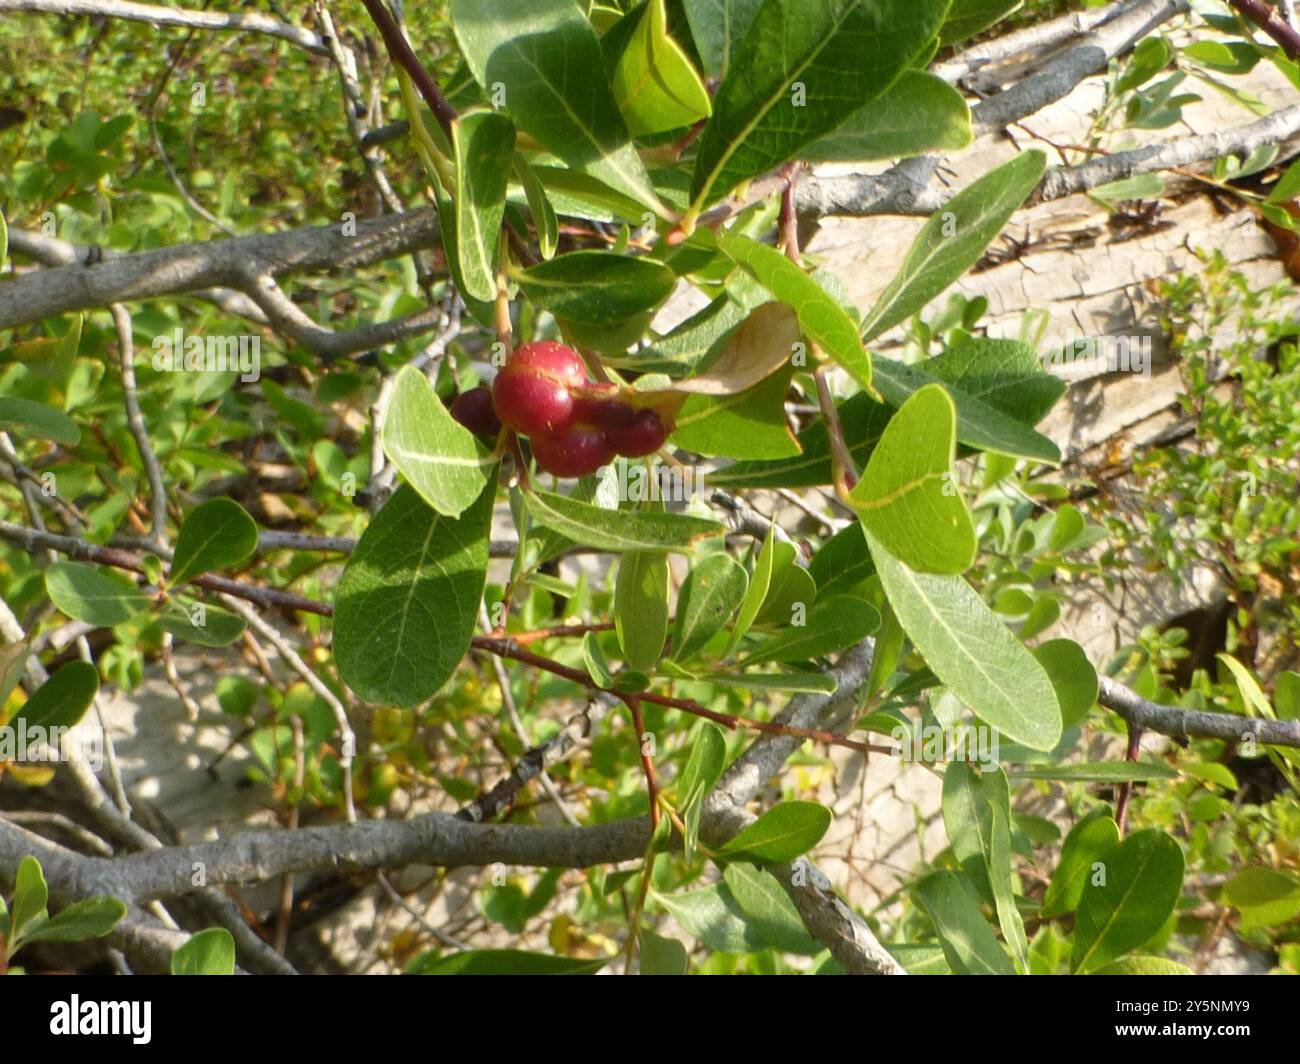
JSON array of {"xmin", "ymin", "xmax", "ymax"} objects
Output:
[
  {"xmin": 515, "ymin": 251, "xmax": 676, "ymax": 326},
  {"xmin": 1031, "ymin": 638, "xmax": 1098, "ymax": 730},
  {"xmin": 22, "ymin": 897, "xmax": 127, "ymax": 947},
  {"xmin": 861, "ymin": 151, "xmax": 1047, "ymax": 341},
  {"xmin": 158, "ymin": 601, "xmax": 247, "ymax": 647},
  {"xmin": 865, "ymin": 530, "xmax": 1062, "ymax": 751},
  {"xmin": 0, "ymin": 397, "xmax": 80, "ymax": 445},
  {"xmin": 1094, "ymin": 954, "xmax": 1192, "ymax": 975},
  {"xmin": 1008, "ymin": 762, "xmax": 1178, "ymax": 783},
  {"xmin": 613, "ymin": 0, "xmax": 712, "ymax": 136},
  {"xmin": 742, "ymin": 594, "xmax": 879, "ymax": 665},
  {"xmin": 719, "ymin": 232, "xmax": 872, "ymax": 394},
  {"xmin": 722, "ymin": 862, "xmax": 820, "ymax": 954},
  {"xmin": 526, "ymin": 490, "xmax": 721, "ymax": 553},
  {"xmin": 913, "ymin": 870, "xmax": 1016, "ymax": 975},
  {"xmin": 639, "ymin": 929, "xmax": 689, "ymax": 974},
  {"xmin": 451, "ymin": 109, "xmax": 516, "ymax": 301},
  {"xmin": 719, "ymin": 800, "xmax": 831, "ymax": 862},
  {"xmin": 672, "ymin": 553, "xmax": 748, "ymax": 661},
  {"xmin": 334, "ymin": 480, "xmax": 495, "ymax": 707},
  {"xmin": 615, "ymin": 551, "xmax": 669, "ymax": 670},
  {"xmin": 1071, "ymin": 829, "xmax": 1184, "ymax": 974},
  {"xmin": 382, "ymin": 366, "xmax": 497, "ymax": 518},
  {"xmin": 514, "ymin": 153, "xmax": 559, "ymax": 259},
  {"xmin": 170, "ymin": 927, "xmax": 237, "ymax": 975},
  {"xmin": 708, "ymin": 669, "xmax": 838, "ymax": 694},
  {"xmin": 1041, "ymin": 806, "xmax": 1119, "ymax": 919},
  {"xmin": 678, "ymin": 720, "xmax": 726, "ymax": 860},
  {"xmin": 726, "ymin": 521, "xmax": 777, "ymax": 653},
  {"xmin": 802, "ymin": 71, "xmax": 972, "ymax": 162},
  {"xmin": 10, "ymin": 856, "xmax": 49, "ymax": 946},
  {"xmin": 850, "ymin": 384, "xmax": 976, "ymax": 575},
  {"xmin": 45, "ymin": 562, "xmax": 148, "ymax": 627},
  {"xmin": 582, "ymin": 631, "xmax": 615, "ymax": 689},
  {"xmin": 939, "ymin": 0, "xmax": 1022, "ymax": 45},
  {"xmin": 1221, "ymin": 868, "xmax": 1300, "ymax": 931},
  {"xmin": 655, "ymin": 884, "xmax": 765, "ymax": 953},
  {"xmin": 451, "ymin": 0, "xmax": 665, "ymax": 212},
  {"xmin": 682, "ymin": 0, "xmax": 763, "ymax": 80},
  {"xmin": 170, "ymin": 498, "xmax": 259, "ymax": 585},
  {"xmin": 11, "ymin": 660, "xmax": 98, "ymax": 732}
]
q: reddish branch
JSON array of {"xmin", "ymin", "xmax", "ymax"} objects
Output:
[
  {"xmin": 359, "ymin": 0, "xmax": 458, "ymax": 139},
  {"xmin": 1229, "ymin": 0, "xmax": 1300, "ymax": 59}
]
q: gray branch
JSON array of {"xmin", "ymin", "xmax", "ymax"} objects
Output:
[
  {"xmin": 1097, "ymin": 676, "xmax": 1300, "ymax": 748},
  {"xmin": 0, "ymin": 0, "xmax": 326, "ymax": 52}
]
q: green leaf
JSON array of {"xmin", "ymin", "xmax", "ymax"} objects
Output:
[
  {"xmin": 678, "ymin": 719, "xmax": 726, "ymax": 860},
  {"xmin": 514, "ymin": 153, "xmax": 559, "ymax": 259},
  {"xmin": 655, "ymin": 884, "xmax": 766, "ymax": 953},
  {"xmin": 1008, "ymin": 762, "xmax": 1177, "ymax": 782},
  {"xmin": 941, "ymin": 761, "xmax": 1001, "ymax": 869},
  {"xmin": 526, "ymin": 490, "xmax": 720, "ymax": 553},
  {"xmin": 861, "ymin": 151, "xmax": 1047, "ymax": 341},
  {"xmin": 639, "ymin": 929, "xmax": 689, "ymax": 974},
  {"xmin": 719, "ymin": 232, "xmax": 872, "ymax": 394},
  {"xmin": 382, "ymin": 366, "xmax": 497, "ymax": 518},
  {"xmin": 689, "ymin": 0, "xmax": 949, "ymax": 207},
  {"xmin": 170, "ymin": 498, "xmax": 259, "ymax": 585},
  {"xmin": 582, "ymin": 630, "xmax": 615, "ymax": 689},
  {"xmin": 451, "ymin": 109, "xmax": 516, "ymax": 301},
  {"xmin": 1041, "ymin": 806, "xmax": 1119, "ymax": 919},
  {"xmin": 990, "ymin": 798, "xmax": 1029, "ymax": 971},
  {"xmin": 865, "ymin": 530, "xmax": 1062, "ymax": 751},
  {"xmin": 158, "ymin": 601, "xmax": 247, "ymax": 647},
  {"xmin": 801, "ymin": 71, "xmax": 972, "ymax": 162},
  {"xmin": 719, "ymin": 800, "xmax": 831, "ymax": 862},
  {"xmin": 1071, "ymin": 828, "xmax": 1184, "ymax": 974},
  {"xmin": 451, "ymin": 0, "xmax": 665, "ymax": 212},
  {"xmin": 0, "ymin": 397, "xmax": 80, "ymax": 445},
  {"xmin": 939, "ymin": 0, "xmax": 1022, "ymax": 45},
  {"xmin": 170, "ymin": 927, "xmax": 237, "ymax": 975},
  {"xmin": 1094, "ymin": 955, "xmax": 1192, "ymax": 975},
  {"xmin": 12, "ymin": 660, "xmax": 98, "ymax": 732},
  {"xmin": 913, "ymin": 871, "xmax": 1016, "ymax": 975},
  {"xmin": 927, "ymin": 337, "xmax": 1065, "ymax": 429},
  {"xmin": 45, "ymin": 562, "xmax": 149, "ymax": 627},
  {"xmin": 708, "ymin": 670, "xmax": 838, "ymax": 694},
  {"xmin": 10, "ymin": 856, "xmax": 48, "ymax": 946},
  {"xmin": 515, "ymin": 250, "xmax": 676, "ymax": 325},
  {"xmin": 1266, "ymin": 158, "xmax": 1300, "ymax": 204},
  {"xmin": 850, "ymin": 383, "xmax": 976, "ymax": 575},
  {"xmin": 334, "ymin": 480, "xmax": 495, "ymax": 707},
  {"xmin": 710, "ymin": 392, "xmax": 894, "ymax": 488},
  {"xmin": 18, "ymin": 896, "xmax": 126, "ymax": 947},
  {"xmin": 872, "ymin": 355, "xmax": 1060, "ymax": 463},
  {"xmin": 669, "ymin": 367, "xmax": 800, "ymax": 459},
  {"xmin": 682, "ymin": 0, "xmax": 763, "ymax": 79},
  {"xmin": 726, "ymin": 521, "xmax": 777, "ymax": 653},
  {"xmin": 1221, "ymin": 868, "xmax": 1300, "ymax": 931},
  {"xmin": 613, "ymin": 0, "xmax": 712, "ymax": 136},
  {"xmin": 807, "ymin": 521, "xmax": 875, "ymax": 597},
  {"xmin": 722, "ymin": 862, "xmax": 820, "ymax": 954},
  {"xmin": 615, "ymin": 550, "xmax": 669, "ymax": 670},
  {"xmin": 742, "ymin": 594, "xmax": 878, "ymax": 665},
  {"xmin": 407, "ymin": 948, "xmax": 606, "ymax": 975},
  {"xmin": 672, "ymin": 552, "xmax": 748, "ymax": 661},
  {"xmin": 1031, "ymin": 639, "xmax": 1098, "ymax": 730},
  {"xmin": 0, "ymin": 209, "xmax": 7, "ymax": 268}
]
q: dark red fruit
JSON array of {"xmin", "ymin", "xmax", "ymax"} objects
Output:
[
  {"xmin": 607, "ymin": 409, "xmax": 667, "ymax": 457},
  {"xmin": 531, "ymin": 425, "xmax": 614, "ymax": 477},
  {"xmin": 572, "ymin": 396, "xmax": 636, "ymax": 430},
  {"xmin": 491, "ymin": 341, "xmax": 589, "ymax": 437},
  {"xmin": 449, "ymin": 386, "xmax": 502, "ymax": 438}
]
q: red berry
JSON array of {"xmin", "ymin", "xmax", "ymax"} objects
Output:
[
  {"xmin": 449, "ymin": 386, "xmax": 502, "ymax": 438},
  {"xmin": 531, "ymin": 425, "xmax": 614, "ymax": 478},
  {"xmin": 572, "ymin": 396, "xmax": 636, "ymax": 430},
  {"xmin": 491, "ymin": 341, "xmax": 588, "ymax": 436},
  {"xmin": 607, "ymin": 409, "xmax": 667, "ymax": 457}
]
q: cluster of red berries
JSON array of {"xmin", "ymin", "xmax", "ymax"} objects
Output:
[{"xmin": 450, "ymin": 341, "xmax": 668, "ymax": 477}]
